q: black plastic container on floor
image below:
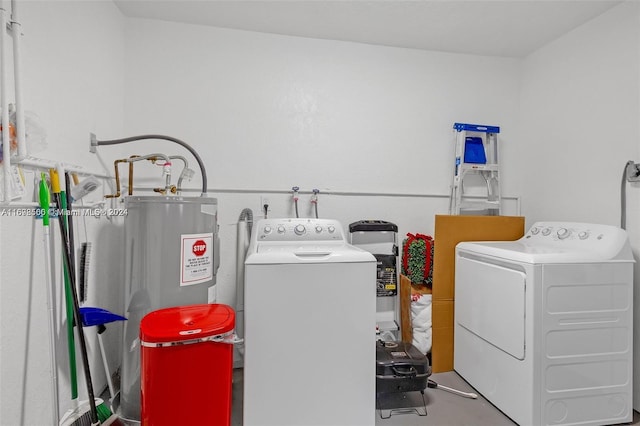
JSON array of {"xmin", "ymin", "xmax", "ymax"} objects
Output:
[{"xmin": 376, "ymin": 340, "xmax": 431, "ymax": 394}]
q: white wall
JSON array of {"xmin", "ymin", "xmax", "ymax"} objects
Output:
[
  {"xmin": 518, "ymin": 0, "xmax": 640, "ymax": 409},
  {"xmin": 2, "ymin": 1, "xmax": 639, "ymax": 424},
  {"xmin": 518, "ymin": 1, "xmax": 640, "ymax": 227},
  {"xmin": 122, "ymin": 17, "xmax": 522, "ymax": 304},
  {"xmin": 0, "ymin": 1, "xmax": 125, "ymax": 424}
]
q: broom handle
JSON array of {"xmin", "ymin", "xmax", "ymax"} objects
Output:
[
  {"xmin": 59, "ymin": 191, "xmax": 79, "ymax": 399},
  {"xmin": 62, "ymin": 174, "xmax": 80, "ymax": 398},
  {"xmin": 50, "ymin": 169, "xmax": 79, "ymax": 401},
  {"xmin": 43, "ymin": 226, "xmax": 60, "ymax": 424},
  {"xmin": 64, "ymin": 174, "xmax": 77, "ymax": 291},
  {"xmin": 55, "ymin": 206, "xmax": 99, "ymax": 424},
  {"xmin": 97, "ymin": 330, "xmax": 115, "ymax": 400}
]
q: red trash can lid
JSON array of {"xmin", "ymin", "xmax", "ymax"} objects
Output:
[{"xmin": 140, "ymin": 303, "xmax": 235, "ymax": 344}]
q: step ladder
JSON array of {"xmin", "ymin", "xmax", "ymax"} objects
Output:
[{"xmin": 449, "ymin": 123, "xmax": 501, "ymax": 215}]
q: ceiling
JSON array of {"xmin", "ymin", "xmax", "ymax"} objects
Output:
[{"xmin": 113, "ymin": 0, "xmax": 622, "ymax": 58}]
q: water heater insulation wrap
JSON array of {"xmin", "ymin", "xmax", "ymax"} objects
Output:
[{"xmin": 120, "ymin": 195, "xmax": 219, "ymax": 422}]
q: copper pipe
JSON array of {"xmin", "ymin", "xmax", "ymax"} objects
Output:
[
  {"xmin": 105, "ymin": 154, "xmax": 171, "ymax": 198},
  {"xmin": 128, "ymin": 155, "xmax": 141, "ymax": 196},
  {"xmin": 105, "ymin": 159, "xmax": 128, "ymax": 198}
]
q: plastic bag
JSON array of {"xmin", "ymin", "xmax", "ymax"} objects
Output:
[
  {"xmin": 0, "ymin": 107, "xmax": 47, "ymax": 162},
  {"xmin": 0, "ymin": 112, "xmax": 17, "ymax": 162},
  {"xmin": 411, "ymin": 293, "xmax": 432, "ymax": 354}
]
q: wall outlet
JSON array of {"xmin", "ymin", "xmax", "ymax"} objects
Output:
[{"xmin": 626, "ymin": 161, "xmax": 640, "ymax": 182}]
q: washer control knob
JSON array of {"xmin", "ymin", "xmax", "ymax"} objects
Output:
[
  {"xmin": 264, "ymin": 226, "xmax": 272, "ymax": 234},
  {"xmin": 315, "ymin": 226, "xmax": 323, "ymax": 233},
  {"xmin": 578, "ymin": 231, "xmax": 590, "ymax": 240},
  {"xmin": 294, "ymin": 224, "xmax": 306, "ymax": 235},
  {"xmin": 327, "ymin": 225, "xmax": 336, "ymax": 233},
  {"xmin": 530, "ymin": 227, "xmax": 540, "ymax": 235},
  {"xmin": 557, "ymin": 228, "xmax": 571, "ymax": 240},
  {"xmin": 277, "ymin": 225, "xmax": 286, "ymax": 234},
  {"xmin": 542, "ymin": 227, "xmax": 552, "ymax": 236}
]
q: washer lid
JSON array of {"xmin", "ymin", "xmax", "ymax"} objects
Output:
[{"xmin": 245, "ymin": 242, "xmax": 375, "ymax": 264}]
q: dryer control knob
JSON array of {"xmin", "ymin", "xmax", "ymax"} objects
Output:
[
  {"xmin": 327, "ymin": 225, "xmax": 336, "ymax": 233},
  {"xmin": 294, "ymin": 224, "xmax": 306, "ymax": 235},
  {"xmin": 542, "ymin": 227, "xmax": 552, "ymax": 236},
  {"xmin": 315, "ymin": 226, "xmax": 323, "ymax": 233},
  {"xmin": 277, "ymin": 225, "xmax": 286, "ymax": 234},
  {"xmin": 578, "ymin": 231, "xmax": 590, "ymax": 240},
  {"xmin": 557, "ymin": 228, "xmax": 571, "ymax": 240},
  {"xmin": 531, "ymin": 227, "xmax": 540, "ymax": 235},
  {"xmin": 264, "ymin": 226, "xmax": 272, "ymax": 234}
]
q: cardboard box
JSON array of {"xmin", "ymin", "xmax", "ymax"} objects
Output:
[
  {"xmin": 399, "ymin": 274, "xmax": 413, "ymax": 343},
  {"xmin": 431, "ymin": 300, "xmax": 454, "ymax": 373},
  {"xmin": 430, "ymin": 215, "xmax": 525, "ymax": 372}
]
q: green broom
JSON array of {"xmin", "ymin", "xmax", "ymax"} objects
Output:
[
  {"xmin": 50, "ymin": 169, "xmax": 117, "ymax": 425},
  {"xmin": 56, "ymin": 167, "xmax": 79, "ymax": 402}
]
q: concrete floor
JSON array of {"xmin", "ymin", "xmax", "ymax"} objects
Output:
[
  {"xmin": 231, "ymin": 368, "xmax": 640, "ymax": 426},
  {"xmin": 231, "ymin": 369, "xmax": 501, "ymax": 426},
  {"xmin": 112, "ymin": 367, "xmax": 639, "ymax": 425},
  {"xmin": 231, "ymin": 368, "xmax": 515, "ymax": 425},
  {"xmin": 374, "ymin": 371, "xmax": 517, "ymax": 426}
]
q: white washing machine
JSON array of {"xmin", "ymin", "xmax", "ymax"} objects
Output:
[
  {"xmin": 244, "ymin": 218, "xmax": 376, "ymax": 426},
  {"xmin": 454, "ymin": 222, "xmax": 634, "ymax": 426}
]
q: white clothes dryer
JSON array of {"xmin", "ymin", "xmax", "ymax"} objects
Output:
[
  {"xmin": 243, "ymin": 218, "xmax": 376, "ymax": 426},
  {"xmin": 454, "ymin": 222, "xmax": 634, "ymax": 426}
]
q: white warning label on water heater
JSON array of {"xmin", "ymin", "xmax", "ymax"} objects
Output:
[{"xmin": 180, "ymin": 232, "xmax": 214, "ymax": 286}]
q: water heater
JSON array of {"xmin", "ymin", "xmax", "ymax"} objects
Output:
[{"xmin": 119, "ymin": 195, "xmax": 220, "ymax": 422}]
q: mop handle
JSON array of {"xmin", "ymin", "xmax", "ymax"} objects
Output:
[
  {"xmin": 428, "ymin": 379, "xmax": 478, "ymax": 399},
  {"xmin": 39, "ymin": 175, "xmax": 60, "ymax": 425},
  {"xmin": 438, "ymin": 384, "xmax": 478, "ymax": 399}
]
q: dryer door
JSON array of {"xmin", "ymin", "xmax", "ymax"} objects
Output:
[{"xmin": 456, "ymin": 256, "xmax": 526, "ymax": 360}]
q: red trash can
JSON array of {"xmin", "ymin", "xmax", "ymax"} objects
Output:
[{"xmin": 140, "ymin": 303, "xmax": 236, "ymax": 425}]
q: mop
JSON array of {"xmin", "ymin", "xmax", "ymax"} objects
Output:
[{"xmin": 39, "ymin": 173, "xmax": 60, "ymax": 424}]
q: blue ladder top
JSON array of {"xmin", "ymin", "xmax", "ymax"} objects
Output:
[{"xmin": 454, "ymin": 123, "xmax": 500, "ymax": 133}]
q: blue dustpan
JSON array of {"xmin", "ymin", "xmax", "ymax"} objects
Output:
[
  {"xmin": 79, "ymin": 307, "xmax": 127, "ymax": 403},
  {"xmin": 79, "ymin": 307, "xmax": 127, "ymax": 327}
]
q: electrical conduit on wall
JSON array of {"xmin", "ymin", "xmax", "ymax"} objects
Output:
[{"xmin": 233, "ymin": 208, "xmax": 252, "ymax": 368}]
